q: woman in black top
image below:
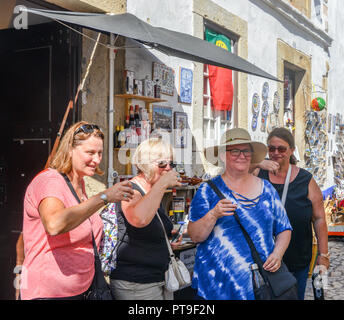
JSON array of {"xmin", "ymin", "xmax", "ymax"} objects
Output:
[
  {"xmin": 251, "ymin": 127, "xmax": 329, "ymax": 300},
  {"xmin": 110, "ymin": 137, "xmax": 182, "ymax": 300}
]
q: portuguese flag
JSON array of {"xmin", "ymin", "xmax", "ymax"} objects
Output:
[{"xmin": 205, "ymin": 28, "xmax": 233, "ymax": 111}]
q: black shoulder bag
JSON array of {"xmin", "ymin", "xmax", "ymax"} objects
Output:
[
  {"xmin": 206, "ymin": 179, "xmax": 298, "ymax": 300},
  {"xmin": 61, "ymin": 173, "xmax": 113, "ymax": 300}
]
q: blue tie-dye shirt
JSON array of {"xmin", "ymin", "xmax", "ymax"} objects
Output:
[{"xmin": 189, "ymin": 175, "xmax": 292, "ymax": 300}]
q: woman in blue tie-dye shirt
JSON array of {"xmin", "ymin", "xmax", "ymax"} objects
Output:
[{"xmin": 188, "ymin": 128, "xmax": 292, "ymax": 300}]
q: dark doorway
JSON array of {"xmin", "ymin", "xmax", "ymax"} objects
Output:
[{"xmin": 0, "ymin": 21, "xmax": 81, "ymax": 299}]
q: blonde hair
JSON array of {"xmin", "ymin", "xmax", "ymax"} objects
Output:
[
  {"xmin": 50, "ymin": 121, "xmax": 104, "ymax": 175},
  {"xmin": 131, "ymin": 137, "xmax": 173, "ymax": 183}
]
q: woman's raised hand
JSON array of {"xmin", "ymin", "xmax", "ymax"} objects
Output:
[
  {"xmin": 159, "ymin": 170, "xmax": 182, "ymax": 189},
  {"xmin": 105, "ymin": 180, "xmax": 134, "ymax": 203},
  {"xmin": 210, "ymin": 199, "xmax": 237, "ymax": 219},
  {"xmin": 258, "ymin": 159, "xmax": 280, "ymax": 175}
]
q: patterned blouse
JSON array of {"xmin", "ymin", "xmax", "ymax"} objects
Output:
[{"xmin": 189, "ymin": 175, "xmax": 292, "ymax": 300}]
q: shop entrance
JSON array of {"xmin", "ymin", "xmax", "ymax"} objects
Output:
[{"xmin": 0, "ymin": 21, "xmax": 80, "ymax": 299}]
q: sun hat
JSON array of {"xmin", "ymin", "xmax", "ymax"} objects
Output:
[{"xmin": 204, "ymin": 128, "xmax": 267, "ymax": 165}]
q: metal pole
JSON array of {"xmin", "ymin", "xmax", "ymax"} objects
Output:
[{"xmin": 108, "ymin": 33, "xmax": 117, "ymax": 187}]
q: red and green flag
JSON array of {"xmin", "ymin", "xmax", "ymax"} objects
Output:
[{"xmin": 205, "ymin": 28, "xmax": 233, "ymax": 111}]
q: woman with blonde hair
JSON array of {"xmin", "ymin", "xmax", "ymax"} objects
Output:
[
  {"xmin": 109, "ymin": 137, "xmax": 182, "ymax": 300},
  {"xmin": 20, "ymin": 121, "xmax": 134, "ymax": 300}
]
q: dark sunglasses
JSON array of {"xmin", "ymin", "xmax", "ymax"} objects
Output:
[
  {"xmin": 268, "ymin": 145, "xmax": 288, "ymax": 153},
  {"xmin": 156, "ymin": 160, "xmax": 176, "ymax": 169},
  {"xmin": 74, "ymin": 124, "xmax": 102, "ymax": 136},
  {"xmin": 226, "ymin": 148, "xmax": 253, "ymax": 158}
]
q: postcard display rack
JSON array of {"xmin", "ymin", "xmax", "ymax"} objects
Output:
[{"xmin": 304, "ymin": 110, "xmax": 327, "ymax": 188}]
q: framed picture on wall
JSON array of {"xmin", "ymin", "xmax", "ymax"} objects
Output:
[
  {"xmin": 179, "ymin": 67, "xmax": 193, "ymax": 104},
  {"xmin": 152, "ymin": 105, "xmax": 173, "ymax": 132},
  {"xmin": 174, "ymin": 111, "xmax": 188, "ymax": 148},
  {"xmin": 152, "ymin": 62, "xmax": 174, "ymax": 96}
]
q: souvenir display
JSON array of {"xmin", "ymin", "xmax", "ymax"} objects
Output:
[
  {"xmin": 262, "ymin": 82, "xmax": 269, "ymax": 101},
  {"xmin": 311, "ymin": 97, "xmax": 326, "ymax": 111},
  {"xmin": 124, "ymin": 70, "xmax": 135, "ymax": 94},
  {"xmin": 304, "ymin": 111, "xmax": 328, "ymax": 188},
  {"xmin": 284, "ymin": 75, "xmax": 294, "ymax": 130},
  {"xmin": 251, "ymin": 93, "xmax": 260, "ymax": 132},
  {"xmin": 328, "ymin": 114, "xmax": 332, "ymax": 133},
  {"xmin": 260, "ymin": 100, "xmax": 269, "ymax": 132},
  {"xmin": 273, "ymin": 91, "xmax": 280, "ymax": 113},
  {"xmin": 333, "ymin": 124, "xmax": 344, "ymax": 190},
  {"xmin": 267, "ymin": 112, "xmax": 279, "ymax": 134},
  {"xmin": 252, "ymin": 93, "xmax": 260, "ymax": 116},
  {"xmin": 251, "ymin": 115, "xmax": 258, "ymax": 131},
  {"xmin": 153, "ymin": 62, "xmax": 175, "ymax": 96}
]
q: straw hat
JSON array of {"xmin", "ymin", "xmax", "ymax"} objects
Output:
[{"xmin": 204, "ymin": 128, "xmax": 267, "ymax": 165}]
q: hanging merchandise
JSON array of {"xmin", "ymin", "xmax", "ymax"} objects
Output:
[
  {"xmin": 267, "ymin": 113, "xmax": 279, "ymax": 134},
  {"xmin": 304, "ymin": 110, "xmax": 328, "ymax": 188},
  {"xmin": 260, "ymin": 100, "xmax": 269, "ymax": 132},
  {"xmin": 273, "ymin": 91, "xmax": 280, "ymax": 113},
  {"xmin": 311, "ymin": 97, "xmax": 326, "ymax": 111},
  {"xmin": 262, "ymin": 82, "xmax": 269, "ymax": 101},
  {"xmin": 251, "ymin": 93, "xmax": 260, "ymax": 132},
  {"xmin": 205, "ymin": 28, "xmax": 233, "ymax": 111},
  {"xmin": 252, "ymin": 93, "xmax": 260, "ymax": 116},
  {"xmin": 252, "ymin": 115, "xmax": 258, "ymax": 132}
]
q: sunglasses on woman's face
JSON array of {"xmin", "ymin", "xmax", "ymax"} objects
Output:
[
  {"xmin": 74, "ymin": 124, "xmax": 102, "ymax": 136},
  {"xmin": 268, "ymin": 145, "xmax": 288, "ymax": 153},
  {"xmin": 156, "ymin": 160, "xmax": 176, "ymax": 169}
]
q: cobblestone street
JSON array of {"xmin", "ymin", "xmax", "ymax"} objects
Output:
[{"xmin": 305, "ymin": 237, "xmax": 344, "ymax": 300}]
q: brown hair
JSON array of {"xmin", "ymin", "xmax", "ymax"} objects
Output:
[
  {"xmin": 50, "ymin": 121, "xmax": 105, "ymax": 175},
  {"xmin": 267, "ymin": 127, "xmax": 297, "ymax": 164}
]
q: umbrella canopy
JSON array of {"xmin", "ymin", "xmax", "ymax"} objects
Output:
[{"xmin": 22, "ymin": 7, "xmax": 281, "ymax": 82}]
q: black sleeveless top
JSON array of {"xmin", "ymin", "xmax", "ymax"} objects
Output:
[
  {"xmin": 110, "ymin": 182, "xmax": 173, "ymax": 283},
  {"xmin": 258, "ymin": 168, "xmax": 313, "ymax": 270}
]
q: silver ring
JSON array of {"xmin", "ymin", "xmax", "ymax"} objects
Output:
[{"xmin": 123, "ymin": 193, "xmax": 127, "ymax": 198}]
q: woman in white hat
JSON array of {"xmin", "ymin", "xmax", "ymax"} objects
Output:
[{"xmin": 187, "ymin": 128, "xmax": 292, "ymax": 300}]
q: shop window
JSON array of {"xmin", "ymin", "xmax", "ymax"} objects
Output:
[{"xmin": 203, "ymin": 23, "xmax": 237, "ymax": 148}]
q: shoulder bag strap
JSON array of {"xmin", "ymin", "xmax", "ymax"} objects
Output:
[
  {"xmin": 281, "ymin": 165, "xmax": 292, "ymax": 207},
  {"xmin": 61, "ymin": 173, "xmax": 99, "ymax": 257},
  {"xmin": 132, "ymin": 181, "xmax": 175, "ymax": 258},
  {"xmin": 206, "ymin": 180, "xmax": 265, "ymax": 269}
]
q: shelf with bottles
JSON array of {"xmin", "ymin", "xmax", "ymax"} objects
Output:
[{"xmin": 115, "ymin": 94, "xmax": 166, "ymax": 104}]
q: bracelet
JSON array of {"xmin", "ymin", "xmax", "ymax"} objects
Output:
[{"xmin": 318, "ymin": 252, "xmax": 330, "ymax": 259}]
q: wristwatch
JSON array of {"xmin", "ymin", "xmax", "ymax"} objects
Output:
[
  {"xmin": 319, "ymin": 252, "xmax": 330, "ymax": 259},
  {"xmin": 100, "ymin": 193, "xmax": 108, "ymax": 205}
]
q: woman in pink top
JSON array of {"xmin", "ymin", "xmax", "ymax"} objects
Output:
[{"xmin": 20, "ymin": 121, "xmax": 134, "ymax": 300}]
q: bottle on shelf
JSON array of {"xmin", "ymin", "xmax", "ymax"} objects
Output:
[
  {"xmin": 118, "ymin": 125, "xmax": 126, "ymax": 147},
  {"xmin": 129, "ymin": 105, "xmax": 135, "ymax": 127},
  {"xmin": 113, "ymin": 125, "xmax": 120, "ymax": 148},
  {"xmin": 124, "ymin": 115, "xmax": 131, "ymax": 146},
  {"xmin": 250, "ymin": 263, "xmax": 265, "ymax": 290},
  {"xmin": 134, "ymin": 105, "xmax": 142, "ymax": 143}
]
